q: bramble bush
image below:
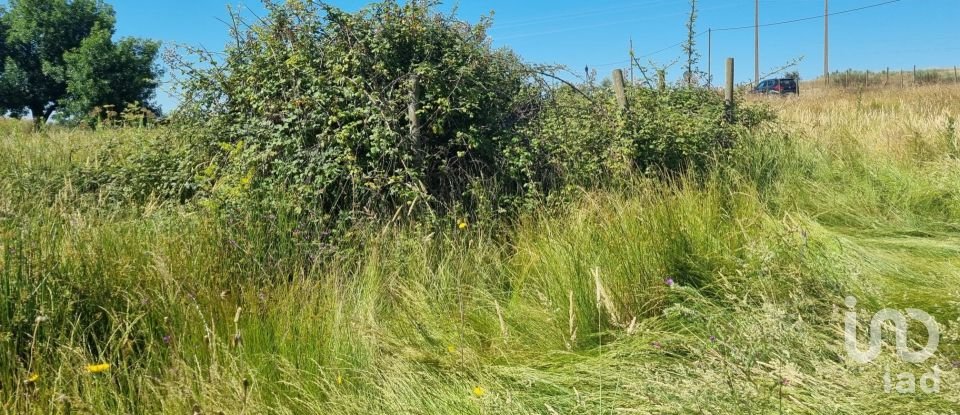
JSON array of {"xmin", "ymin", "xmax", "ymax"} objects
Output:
[
  {"xmin": 91, "ymin": 0, "xmax": 772, "ymax": 229},
  {"xmin": 524, "ymin": 81, "xmax": 772, "ymax": 192},
  {"xmin": 169, "ymin": 0, "xmax": 543, "ymax": 225}
]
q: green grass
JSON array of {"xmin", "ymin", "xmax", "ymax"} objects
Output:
[{"xmin": 2, "ymin": 87, "xmax": 960, "ymax": 413}]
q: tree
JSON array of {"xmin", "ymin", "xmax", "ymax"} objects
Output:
[
  {"xmin": 0, "ymin": 6, "xmax": 9, "ymax": 110},
  {"xmin": 0, "ymin": 0, "xmax": 160, "ymax": 128},
  {"xmin": 62, "ymin": 26, "xmax": 161, "ymax": 120}
]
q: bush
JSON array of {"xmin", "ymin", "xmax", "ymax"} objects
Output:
[
  {"xmin": 172, "ymin": 0, "xmax": 543, "ymax": 225},
  {"xmin": 525, "ymin": 83, "xmax": 772, "ymax": 190},
  {"xmin": 95, "ymin": 0, "xmax": 772, "ymax": 229}
]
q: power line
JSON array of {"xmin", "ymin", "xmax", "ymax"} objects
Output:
[
  {"xmin": 589, "ymin": 0, "xmax": 904, "ymax": 70},
  {"xmin": 713, "ymin": 0, "xmax": 902, "ymax": 32},
  {"xmin": 494, "ymin": 4, "xmax": 738, "ymax": 42},
  {"xmin": 492, "ymin": 0, "xmax": 676, "ymax": 31},
  {"xmin": 592, "ymin": 31, "xmax": 707, "ymax": 68}
]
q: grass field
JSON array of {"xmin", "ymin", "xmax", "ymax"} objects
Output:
[{"xmin": 2, "ymin": 85, "xmax": 960, "ymax": 413}]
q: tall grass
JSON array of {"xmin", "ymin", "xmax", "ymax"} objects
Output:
[{"xmin": 2, "ymin": 86, "xmax": 960, "ymax": 413}]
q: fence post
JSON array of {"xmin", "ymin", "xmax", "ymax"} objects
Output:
[
  {"xmin": 612, "ymin": 69, "xmax": 628, "ymax": 111},
  {"xmin": 657, "ymin": 70, "xmax": 666, "ymax": 92},
  {"xmin": 955, "ymin": 66, "xmax": 958, "ymax": 84},
  {"xmin": 913, "ymin": 65, "xmax": 917, "ymax": 86},
  {"xmin": 408, "ymin": 74, "xmax": 421, "ymax": 140},
  {"xmin": 725, "ymin": 58, "xmax": 735, "ymax": 123},
  {"xmin": 885, "ymin": 67, "xmax": 889, "ymax": 86}
]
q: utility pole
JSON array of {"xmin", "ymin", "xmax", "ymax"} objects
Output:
[
  {"xmin": 725, "ymin": 58, "xmax": 735, "ymax": 123},
  {"xmin": 613, "ymin": 69, "xmax": 628, "ymax": 111},
  {"xmin": 824, "ymin": 0, "xmax": 829, "ymax": 85},
  {"xmin": 629, "ymin": 37, "xmax": 635, "ymax": 84},
  {"xmin": 754, "ymin": 0, "xmax": 760, "ymax": 85},
  {"xmin": 708, "ymin": 28, "xmax": 712, "ymax": 87}
]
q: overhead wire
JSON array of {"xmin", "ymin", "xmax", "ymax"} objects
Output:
[{"xmin": 588, "ymin": 0, "xmax": 905, "ymax": 69}]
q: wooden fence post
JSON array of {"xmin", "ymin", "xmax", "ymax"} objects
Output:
[
  {"xmin": 725, "ymin": 58, "xmax": 735, "ymax": 123},
  {"xmin": 408, "ymin": 74, "xmax": 421, "ymax": 140},
  {"xmin": 612, "ymin": 69, "xmax": 628, "ymax": 111},
  {"xmin": 913, "ymin": 65, "xmax": 917, "ymax": 86}
]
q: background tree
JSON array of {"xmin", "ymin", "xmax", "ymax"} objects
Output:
[
  {"xmin": 0, "ymin": 0, "xmax": 160, "ymax": 128},
  {"xmin": 0, "ymin": 6, "xmax": 9, "ymax": 111},
  {"xmin": 62, "ymin": 26, "xmax": 161, "ymax": 120}
]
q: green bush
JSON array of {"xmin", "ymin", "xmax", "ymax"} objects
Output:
[
  {"xmin": 93, "ymin": 0, "xmax": 771, "ymax": 229},
  {"xmin": 173, "ymin": 0, "xmax": 543, "ymax": 225},
  {"xmin": 526, "ymin": 83, "xmax": 772, "ymax": 190}
]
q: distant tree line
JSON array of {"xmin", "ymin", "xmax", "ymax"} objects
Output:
[{"xmin": 0, "ymin": 0, "xmax": 161, "ymax": 129}]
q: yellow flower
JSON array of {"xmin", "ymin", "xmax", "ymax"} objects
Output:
[
  {"xmin": 85, "ymin": 363, "xmax": 110, "ymax": 374},
  {"xmin": 472, "ymin": 385, "xmax": 485, "ymax": 398},
  {"xmin": 457, "ymin": 220, "xmax": 468, "ymax": 230},
  {"xmin": 447, "ymin": 345, "xmax": 457, "ymax": 354},
  {"xmin": 25, "ymin": 373, "xmax": 39, "ymax": 384},
  {"xmin": 336, "ymin": 374, "xmax": 343, "ymax": 385}
]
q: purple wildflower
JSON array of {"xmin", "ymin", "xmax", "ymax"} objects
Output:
[
  {"xmin": 162, "ymin": 335, "xmax": 172, "ymax": 345},
  {"xmin": 709, "ymin": 335, "xmax": 717, "ymax": 343},
  {"xmin": 665, "ymin": 278, "xmax": 675, "ymax": 287}
]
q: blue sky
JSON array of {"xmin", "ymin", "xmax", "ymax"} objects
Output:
[{"xmin": 103, "ymin": 0, "xmax": 958, "ymax": 112}]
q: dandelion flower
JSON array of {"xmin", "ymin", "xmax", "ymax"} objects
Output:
[
  {"xmin": 85, "ymin": 363, "xmax": 110, "ymax": 374},
  {"xmin": 337, "ymin": 374, "xmax": 343, "ymax": 385},
  {"xmin": 457, "ymin": 220, "xmax": 468, "ymax": 230},
  {"xmin": 472, "ymin": 385, "xmax": 486, "ymax": 398},
  {"xmin": 25, "ymin": 373, "xmax": 39, "ymax": 384},
  {"xmin": 447, "ymin": 345, "xmax": 457, "ymax": 354}
]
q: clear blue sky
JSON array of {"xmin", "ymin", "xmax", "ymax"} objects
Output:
[{"xmin": 102, "ymin": 0, "xmax": 958, "ymax": 112}]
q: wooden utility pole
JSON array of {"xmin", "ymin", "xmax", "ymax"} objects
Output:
[
  {"xmin": 612, "ymin": 69, "xmax": 628, "ymax": 111},
  {"xmin": 824, "ymin": 0, "xmax": 829, "ymax": 85},
  {"xmin": 707, "ymin": 28, "xmax": 712, "ymax": 86},
  {"xmin": 754, "ymin": 0, "xmax": 760, "ymax": 85},
  {"xmin": 629, "ymin": 37, "xmax": 635, "ymax": 84},
  {"xmin": 725, "ymin": 58, "xmax": 735, "ymax": 123}
]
